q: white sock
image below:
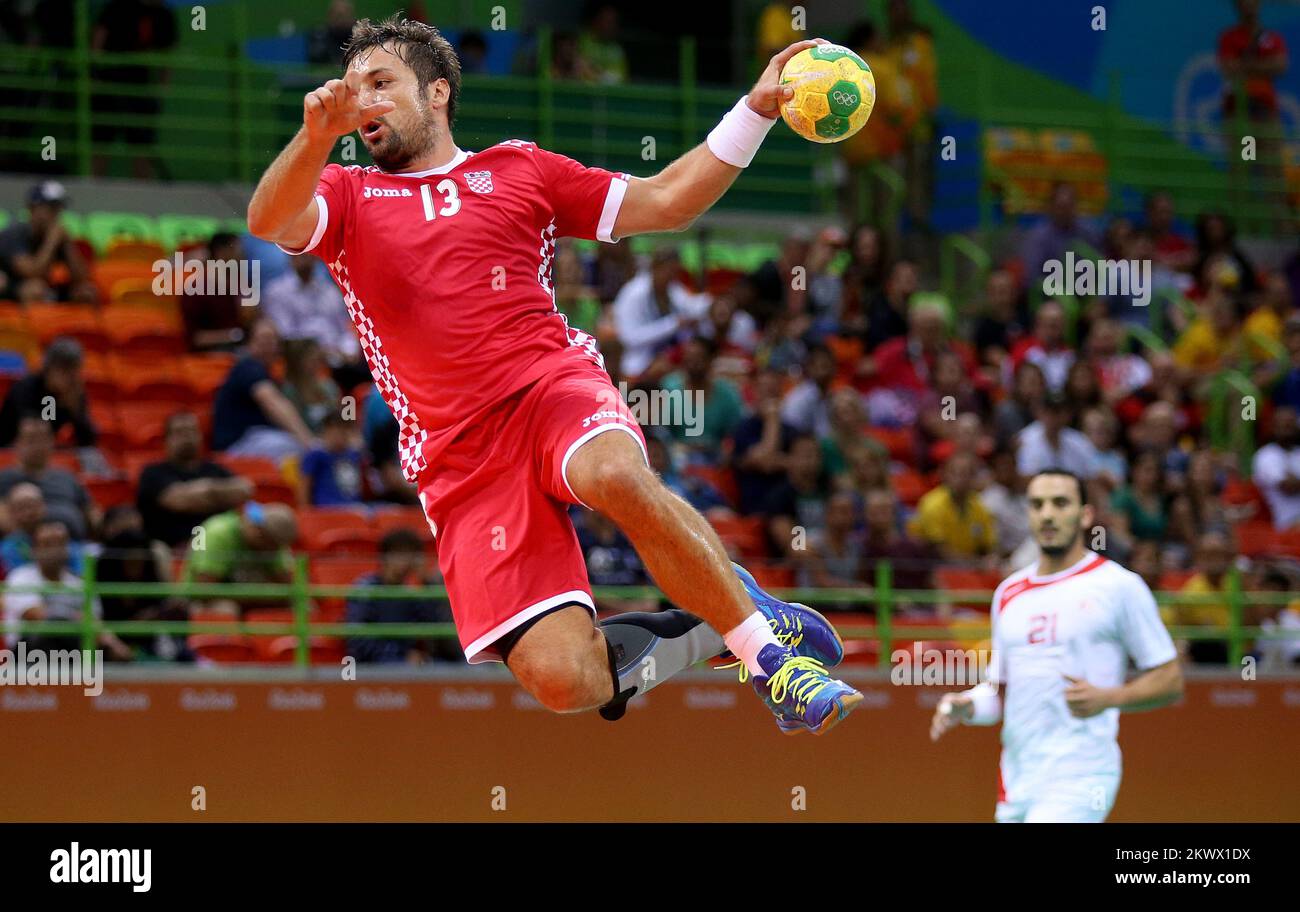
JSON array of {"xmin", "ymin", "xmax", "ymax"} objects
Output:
[{"xmin": 723, "ymin": 612, "xmax": 782, "ymax": 679}]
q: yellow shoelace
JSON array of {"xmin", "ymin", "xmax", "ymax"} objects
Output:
[
  {"xmin": 717, "ymin": 614, "xmax": 806, "ymax": 683},
  {"xmin": 764, "ymin": 656, "xmax": 831, "ymax": 717}
]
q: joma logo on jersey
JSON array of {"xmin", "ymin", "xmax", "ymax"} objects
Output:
[{"xmin": 362, "ymin": 186, "xmax": 414, "ymax": 198}]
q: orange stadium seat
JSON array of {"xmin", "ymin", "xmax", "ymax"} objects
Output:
[
  {"xmin": 115, "ymin": 402, "xmax": 175, "ymax": 449},
  {"xmin": 120, "ymin": 448, "xmax": 168, "ymax": 481},
  {"xmin": 182, "ymin": 353, "xmax": 237, "ymax": 399},
  {"xmin": 25, "ymin": 303, "xmax": 108, "ymax": 352},
  {"xmin": 101, "ymin": 306, "xmax": 185, "ymax": 357},
  {"xmin": 104, "ymin": 239, "xmax": 167, "ymax": 262},
  {"xmin": 114, "ymin": 356, "xmax": 195, "ymax": 405},
  {"xmin": 216, "ymin": 454, "xmax": 281, "ymax": 481},
  {"xmin": 109, "ymin": 277, "xmax": 179, "ymax": 313},
  {"xmin": 92, "ymin": 260, "xmax": 156, "ymax": 304}
]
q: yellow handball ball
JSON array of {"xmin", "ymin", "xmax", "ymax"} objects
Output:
[{"xmin": 778, "ymin": 43, "xmax": 876, "ymax": 143}]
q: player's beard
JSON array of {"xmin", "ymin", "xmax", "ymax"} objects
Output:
[
  {"xmin": 368, "ymin": 97, "xmax": 439, "ymax": 172},
  {"xmin": 1037, "ymin": 521, "xmax": 1080, "ymax": 558}
]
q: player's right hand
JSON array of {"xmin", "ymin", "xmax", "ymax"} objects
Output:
[
  {"xmin": 303, "ymin": 69, "xmax": 396, "ymax": 142},
  {"xmin": 930, "ymin": 692, "xmax": 973, "ymax": 742}
]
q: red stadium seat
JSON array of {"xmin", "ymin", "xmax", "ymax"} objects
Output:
[
  {"xmin": 934, "ymin": 567, "xmax": 1001, "ymax": 611},
  {"xmin": 1235, "ymin": 521, "xmax": 1283, "ymax": 557},
  {"xmin": 298, "ymin": 506, "xmax": 376, "ymax": 554},
  {"xmin": 709, "ymin": 515, "xmax": 767, "ymax": 557},
  {"xmin": 309, "ymin": 555, "xmax": 380, "ymax": 621},
  {"xmin": 183, "ymin": 353, "xmax": 238, "ymax": 399},
  {"xmin": 682, "ymin": 464, "xmax": 740, "ymax": 509},
  {"xmin": 867, "ymin": 426, "xmax": 915, "ymax": 463},
  {"xmin": 85, "ymin": 477, "xmax": 135, "ymax": 509},
  {"xmin": 371, "ymin": 506, "xmax": 431, "ymax": 539},
  {"xmin": 188, "ymin": 634, "xmax": 257, "ymax": 664},
  {"xmin": 267, "ymin": 635, "xmax": 348, "ymax": 665},
  {"xmin": 892, "ymin": 469, "xmax": 935, "ymax": 507},
  {"xmin": 748, "ymin": 562, "xmax": 794, "ymax": 590}
]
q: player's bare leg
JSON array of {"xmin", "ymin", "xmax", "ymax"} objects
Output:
[
  {"xmin": 566, "ymin": 429, "xmax": 863, "ymax": 732},
  {"xmin": 566, "ymin": 430, "xmax": 752, "ymax": 635},
  {"xmin": 502, "ymin": 605, "xmax": 612, "ymax": 712}
]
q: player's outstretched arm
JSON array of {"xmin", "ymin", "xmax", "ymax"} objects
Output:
[
  {"xmin": 247, "ymin": 70, "xmax": 395, "ymax": 247},
  {"xmin": 612, "ymin": 38, "xmax": 825, "ymax": 239}
]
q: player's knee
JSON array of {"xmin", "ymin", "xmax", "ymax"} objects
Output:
[{"xmin": 513, "ymin": 633, "xmax": 607, "ymax": 713}]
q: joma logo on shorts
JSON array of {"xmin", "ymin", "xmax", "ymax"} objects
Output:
[
  {"xmin": 582, "ymin": 409, "xmax": 625, "ymax": 428},
  {"xmin": 363, "ymin": 186, "xmax": 414, "ymax": 198}
]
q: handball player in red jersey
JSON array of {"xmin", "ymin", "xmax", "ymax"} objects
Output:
[{"xmin": 248, "ymin": 15, "xmax": 861, "ymax": 733}]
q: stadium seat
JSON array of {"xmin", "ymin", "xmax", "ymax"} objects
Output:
[
  {"xmin": 187, "ymin": 634, "xmax": 257, "ymax": 664},
  {"xmin": 309, "ymin": 555, "xmax": 379, "ymax": 621},
  {"xmin": 298, "ymin": 506, "xmax": 376, "ymax": 554},
  {"xmin": 1158, "ymin": 570, "xmax": 1196, "ymax": 591},
  {"xmin": 748, "ymin": 562, "xmax": 795, "ymax": 590},
  {"xmin": 115, "ymin": 402, "xmax": 175, "ymax": 449},
  {"xmin": 182, "ymin": 353, "xmax": 237, "ymax": 399},
  {"xmin": 104, "ymin": 239, "xmax": 166, "ymax": 262},
  {"xmin": 109, "ymin": 277, "xmax": 179, "ymax": 312},
  {"xmin": 934, "ymin": 567, "xmax": 1001, "ymax": 611},
  {"xmin": 708, "ymin": 515, "xmax": 767, "ymax": 557},
  {"xmin": 101, "ymin": 306, "xmax": 185, "ymax": 357},
  {"xmin": 25, "ymin": 303, "xmax": 108, "ymax": 352},
  {"xmin": 114, "ymin": 357, "xmax": 194, "ymax": 405},
  {"xmin": 91, "ymin": 260, "xmax": 156, "ymax": 304},
  {"xmin": 1235, "ymin": 521, "xmax": 1283, "ymax": 557},
  {"xmin": 682, "ymin": 464, "xmax": 739, "ymax": 509},
  {"xmin": 892, "ymin": 468, "xmax": 934, "ymax": 507},
  {"xmin": 85, "ymin": 477, "xmax": 135, "ymax": 509},
  {"xmin": 267, "ymin": 635, "xmax": 348, "ymax": 665},
  {"xmin": 217, "ymin": 454, "xmax": 282, "ymax": 482},
  {"xmin": 867, "ymin": 426, "xmax": 915, "ymax": 462},
  {"xmin": 371, "ymin": 506, "xmax": 431, "ymax": 539},
  {"xmin": 243, "ymin": 610, "xmax": 298, "ymax": 661}
]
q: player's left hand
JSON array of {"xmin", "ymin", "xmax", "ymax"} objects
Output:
[
  {"xmin": 1062, "ymin": 675, "xmax": 1116, "ymax": 718},
  {"xmin": 746, "ymin": 38, "xmax": 830, "ymax": 119}
]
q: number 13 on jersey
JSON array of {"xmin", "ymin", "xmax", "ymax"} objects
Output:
[{"xmin": 421, "ymin": 179, "xmax": 461, "ymax": 220}]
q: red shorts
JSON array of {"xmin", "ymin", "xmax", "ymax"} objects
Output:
[{"xmin": 415, "ymin": 356, "xmax": 647, "ymax": 664}]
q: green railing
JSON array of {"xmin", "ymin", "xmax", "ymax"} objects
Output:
[{"xmin": 8, "ymin": 554, "xmax": 1291, "ymax": 672}]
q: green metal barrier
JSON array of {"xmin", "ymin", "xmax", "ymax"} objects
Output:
[
  {"xmin": 1206, "ymin": 370, "xmax": 1261, "ymax": 476},
  {"xmin": 7, "ymin": 554, "xmax": 1290, "ymax": 672}
]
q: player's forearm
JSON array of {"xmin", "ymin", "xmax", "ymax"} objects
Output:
[
  {"xmin": 247, "ymin": 127, "xmax": 335, "ymax": 240},
  {"xmin": 961, "ymin": 681, "xmax": 1002, "ymax": 725},
  {"xmin": 645, "ymin": 143, "xmax": 744, "ymax": 232},
  {"xmin": 1110, "ymin": 661, "xmax": 1183, "ymax": 713}
]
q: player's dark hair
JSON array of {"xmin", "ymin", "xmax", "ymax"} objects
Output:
[
  {"xmin": 1028, "ymin": 468, "xmax": 1088, "ymax": 505},
  {"xmin": 343, "ymin": 13, "xmax": 462, "ymax": 126},
  {"xmin": 379, "ymin": 528, "xmax": 424, "ymax": 555}
]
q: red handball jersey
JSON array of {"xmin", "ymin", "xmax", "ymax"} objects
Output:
[{"xmin": 280, "ymin": 141, "xmax": 630, "ymax": 484}]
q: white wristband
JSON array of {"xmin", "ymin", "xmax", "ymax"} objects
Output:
[
  {"xmin": 706, "ymin": 95, "xmax": 777, "ymax": 168},
  {"xmin": 963, "ymin": 681, "xmax": 1002, "ymax": 726}
]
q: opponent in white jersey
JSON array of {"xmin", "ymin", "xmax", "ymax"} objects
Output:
[{"xmin": 930, "ymin": 469, "xmax": 1183, "ymax": 822}]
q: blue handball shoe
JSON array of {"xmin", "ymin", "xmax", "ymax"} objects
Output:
[
  {"xmin": 718, "ymin": 562, "xmax": 845, "ymax": 682},
  {"xmin": 751, "ymin": 644, "xmax": 863, "ymax": 735}
]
